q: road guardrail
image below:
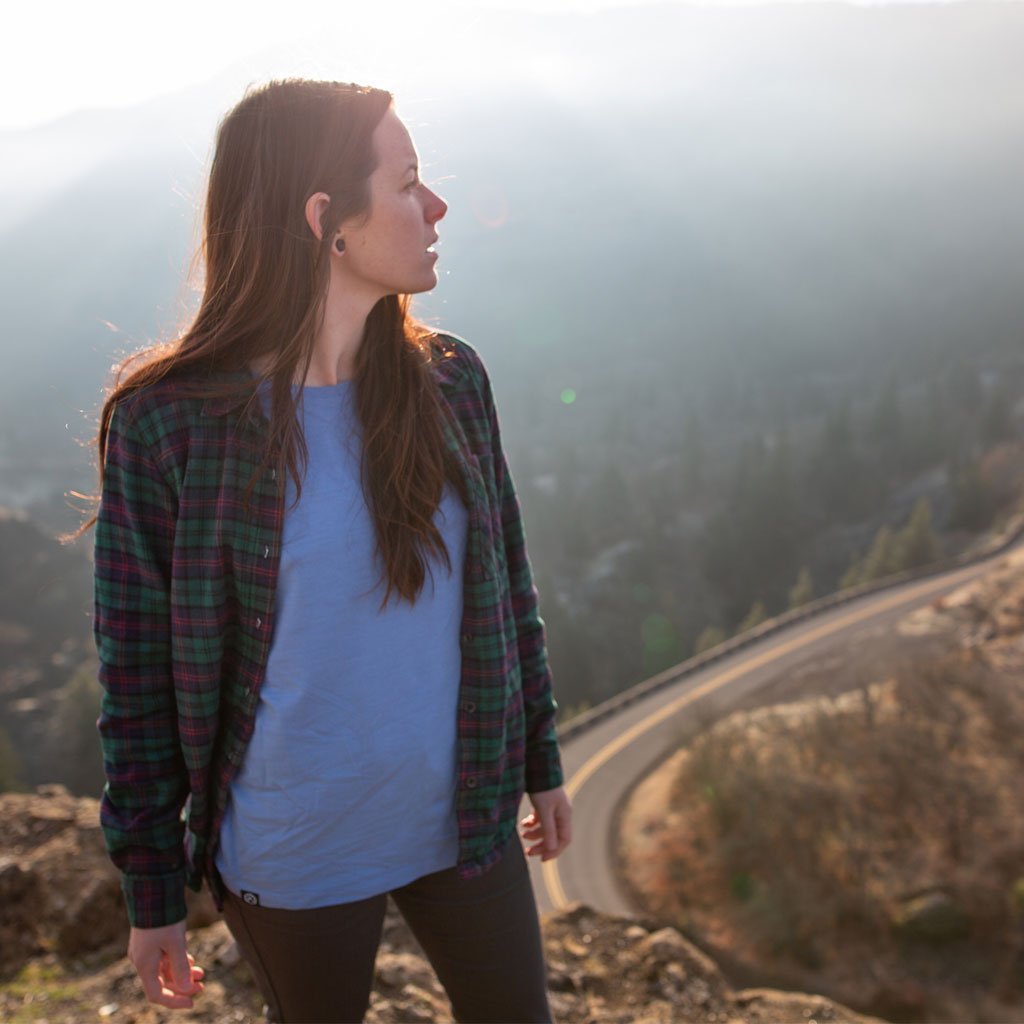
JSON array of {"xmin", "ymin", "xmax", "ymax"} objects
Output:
[{"xmin": 556, "ymin": 511, "xmax": 1024, "ymax": 744}]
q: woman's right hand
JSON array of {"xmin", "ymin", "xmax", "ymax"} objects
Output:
[{"xmin": 127, "ymin": 919, "xmax": 205, "ymax": 1009}]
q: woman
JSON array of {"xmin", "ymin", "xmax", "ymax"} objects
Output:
[{"xmin": 85, "ymin": 78, "xmax": 572, "ymax": 1023}]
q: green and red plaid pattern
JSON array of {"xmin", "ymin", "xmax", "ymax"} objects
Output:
[{"xmin": 93, "ymin": 333, "xmax": 563, "ymax": 928}]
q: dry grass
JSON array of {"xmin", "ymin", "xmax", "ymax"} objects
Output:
[{"xmin": 631, "ymin": 648, "xmax": 1024, "ymax": 1017}]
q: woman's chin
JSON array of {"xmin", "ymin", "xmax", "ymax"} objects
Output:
[{"xmin": 405, "ymin": 272, "xmax": 440, "ymax": 295}]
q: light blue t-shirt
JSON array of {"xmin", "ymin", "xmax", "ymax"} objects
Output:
[{"xmin": 214, "ymin": 378, "xmax": 467, "ymax": 908}]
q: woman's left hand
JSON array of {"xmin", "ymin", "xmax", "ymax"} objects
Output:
[{"xmin": 520, "ymin": 786, "xmax": 573, "ymax": 861}]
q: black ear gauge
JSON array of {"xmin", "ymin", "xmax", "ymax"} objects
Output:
[{"xmin": 335, "ymin": 237, "xmax": 346, "ymax": 253}]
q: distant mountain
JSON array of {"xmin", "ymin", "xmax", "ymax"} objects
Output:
[
  {"xmin": 2, "ymin": 3, "xmax": 1023, "ymax": 727},
  {"xmin": 3, "ymin": 2, "xmax": 1024, "ymax": 511}
]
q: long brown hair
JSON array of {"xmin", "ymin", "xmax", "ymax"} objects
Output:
[{"xmin": 71, "ymin": 77, "xmax": 468, "ymax": 608}]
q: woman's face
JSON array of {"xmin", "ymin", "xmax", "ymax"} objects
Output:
[{"xmin": 336, "ymin": 107, "xmax": 448, "ymax": 299}]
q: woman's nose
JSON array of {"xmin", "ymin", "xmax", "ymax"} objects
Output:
[{"xmin": 426, "ymin": 189, "xmax": 448, "ymax": 224}]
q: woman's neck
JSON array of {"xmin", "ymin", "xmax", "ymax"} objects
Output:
[{"xmin": 250, "ymin": 280, "xmax": 382, "ymax": 386}]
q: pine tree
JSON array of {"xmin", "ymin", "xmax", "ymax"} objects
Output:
[
  {"xmin": 642, "ymin": 612, "xmax": 679, "ymax": 676},
  {"xmin": 861, "ymin": 525, "xmax": 901, "ymax": 582},
  {"xmin": 788, "ymin": 566, "xmax": 814, "ymax": 609},
  {"xmin": 695, "ymin": 624, "xmax": 727, "ymax": 654},
  {"xmin": 738, "ymin": 600, "xmax": 768, "ymax": 633},
  {"xmin": 897, "ymin": 497, "xmax": 940, "ymax": 568},
  {"xmin": 840, "ymin": 556, "xmax": 863, "ymax": 590}
]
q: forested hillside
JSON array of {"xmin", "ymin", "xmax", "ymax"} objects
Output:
[{"xmin": 2, "ymin": 1, "xmax": 1024, "ymax": 788}]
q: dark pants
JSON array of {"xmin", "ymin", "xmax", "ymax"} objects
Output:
[{"xmin": 220, "ymin": 835, "xmax": 553, "ymax": 1023}]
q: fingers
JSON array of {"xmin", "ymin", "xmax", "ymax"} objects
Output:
[
  {"xmin": 160, "ymin": 950, "xmax": 204, "ymax": 997},
  {"xmin": 187, "ymin": 953, "xmax": 206, "ymax": 981},
  {"xmin": 139, "ymin": 956, "xmax": 197, "ymax": 1009},
  {"xmin": 166, "ymin": 946, "xmax": 202, "ymax": 996},
  {"xmin": 130, "ymin": 923, "xmax": 205, "ymax": 1009},
  {"xmin": 537, "ymin": 802, "xmax": 558, "ymax": 858},
  {"xmin": 555, "ymin": 799, "xmax": 573, "ymax": 850},
  {"xmin": 520, "ymin": 794, "xmax": 573, "ymax": 861}
]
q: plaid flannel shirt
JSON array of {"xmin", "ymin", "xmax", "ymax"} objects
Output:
[{"xmin": 93, "ymin": 332, "xmax": 563, "ymax": 929}]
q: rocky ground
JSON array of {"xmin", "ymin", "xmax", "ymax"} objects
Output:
[
  {"xmin": 0, "ymin": 785, "xmax": 885, "ymax": 1023},
  {"xmin": 10, "ymin": 539, "xmax": 1022, "ymax": 1023}
]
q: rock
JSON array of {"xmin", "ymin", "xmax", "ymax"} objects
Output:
[
  {"xmin": 375, "ymin": 952, "xmax": 440, "ymax": 994},
  {"xmin": 0, "ymin": 856, "xmax": 45, "ymax": 978},
  {"xmin": 212, "ymin": 936, "xmax": 242, "ymax": 969},
  {"xmin": 640, "ymin": 927, "xmax": 723, "ymax": 982},
  {"xmin": 561, "ymin": 902, "xmax": 597, "ymax": 928},
  {"xmin": 639, "ymin": 926, "xmax": 692, "ymax": 962},
  {"xmin": 32, "ymin": 826, "xmax": 126, "ymax": 959},
  {"xmin": 55, "ymin": 874, "xmax": 126, "ymax": 959},
  {"xmin": 0, "ymin": 788, "xmax": 917, "ymax": 1024},
  {"xmin": 548, "ymin": 965, "xmax": 582, "ymax": 993},
  {"xmin": 736, "ymin": 988, "xmax": 889, "ymax": 1024}
]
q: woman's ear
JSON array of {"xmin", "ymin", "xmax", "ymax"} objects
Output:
[{"xmin": 304, "ymin": 191, "xmax": 331, "ymax": 243}]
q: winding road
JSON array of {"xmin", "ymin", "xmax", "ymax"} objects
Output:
[{"xmin": 524, "ymin": 533, "xmax": 1024, "ymax": 918}]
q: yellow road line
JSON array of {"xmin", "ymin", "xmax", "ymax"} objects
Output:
[{"xmin": 541, "ymin": 564, "xmax": 981, "ymax": 909}]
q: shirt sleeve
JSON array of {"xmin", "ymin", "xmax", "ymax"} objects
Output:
[
  {"xmin": 475, "ymin": 358, "xmax": 565, "ymax": 794},
  {"xmin": 93, "ymin": 397, "xmax": 190, "ymax": 928}
]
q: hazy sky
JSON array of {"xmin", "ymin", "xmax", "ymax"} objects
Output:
[{"xmin": 2, "ymin": 0, "xmax": 970, "ymax": 131}]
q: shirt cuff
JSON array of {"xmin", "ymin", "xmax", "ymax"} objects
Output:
[
  {"xmin": 121, "ymin": 869, "xmax": 188, "ymax": 929},
  {"xmin": 525, "ymin": 734, "xmax": 565, "ymax": 793}
]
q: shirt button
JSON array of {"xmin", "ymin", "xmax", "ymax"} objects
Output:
[
  {"xmin": 465, "ymin": 776, "xmax": 478, "ymax": 789},
  {"xmin": 255, "ymin": 617, "xmax": 262, "ymax": 629},
  {"xmin": 461, "ymin": 701, "xmax": 477, "ymax": 714},
  {"xmin": 263, "ymin": 545, "xmax": 270, "ymax": 558},
  {"xmin": 461, "ymin": 633, "xmax": 473, "ymax": 644},
  {"xmin": 270, "ymin": 469, "xmax": 277, "ymax": 480}
]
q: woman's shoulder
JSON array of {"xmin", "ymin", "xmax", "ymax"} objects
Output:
[
  {"xmin": 430, "ymin": 330, "xmax": 492, "ymax": 393},
  {"xmin": 108, "ymin": 366, "xmax": 235, "ymax": 443}
]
